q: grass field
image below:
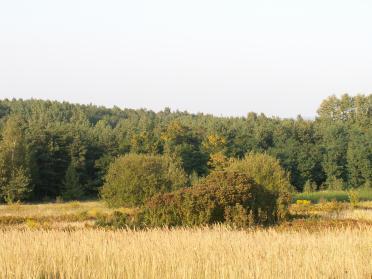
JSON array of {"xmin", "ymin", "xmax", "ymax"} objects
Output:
[
  {"xmin": 0, "ymin": 201, "xmax": 111, "ymax": 218},
  {"xmin": 1, "ymin": 226, "xmax": 371, "ymax": 279},
  {"xmin": 0, "ymin": 199, "xmax": 371, "ymax": 278},
  {"xmin": 293, "ymin": 188, "xmax": 372, "ymax": 203},
  {"xmin": 0, "ymin": 201, "xmax": 135, "ymax": 229}
]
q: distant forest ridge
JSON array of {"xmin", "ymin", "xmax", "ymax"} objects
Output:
[{"xmin": 0, "ymin": 94, "xmax": 370, "ymax": 201}]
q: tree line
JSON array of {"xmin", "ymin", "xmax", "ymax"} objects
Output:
[{"xmin": 0, "ymin": 94, "xmax": 370, "ymax": 202}]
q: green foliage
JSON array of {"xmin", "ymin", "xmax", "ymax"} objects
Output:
[
  {"xmin": 224, "ymin": 203, "xmax": 255, "ymax": 228},
  {"xmin": 326, "ymin": 176, "xmax": 345, "ymax": 191},
  {"xmin": 362, "ymin": 181, "xmax": 371, "ymax": 189},
  {"xmin": 319, "ymin": 124, "xmax": 348, "ymax": 183},
  {"xmin": 2, "ymin": 168, "xmax": 31, "ymax": 204},
  {"xmin": 162, "ymin": 121, "xmax": 209, "ymax": 176},
  {"xmin": 226, "ymin": 152, "xmax": 292, "ymax": 219},
  {"xmin": 95, "ymin": 211, "xmax": 145, "ymax": 229},
  {"xmin": 317, "ymin": 94, "xmax": 372, "ymax": 190},
  {"xmin": 347, "ymin": 126, "xmax": 372, "ymax": 187},
  {"xmin": 143, "ymin": 171, "xmax": 282, "ymax": 228},
  {"xmin": 0, "ymin": 116, "xmax": 32, "ymax": 203},
  {"xmin": 303, "ymin": 180, "xmax": 317, "ymax": 193},
  {"xmin": 347, "ymin": 190, "xmax": 359, "ymax": 208},
  {"xmin": 0, "ymin": 94, "xmax": 370, "ymax": 201},
  {"xmin": 100, "ymin": 154, "xmax": 188, "ymax": 207},
  {"xmin": 227, "ymin": 152, "xmax": 293, "ymax": 193},
  {"xmin": 293, "ymin": 188, "xmax": 372, "ymax": 203},
  {"xmin": 269, "ymin": 117, "xmax": 325, "ymax": 190},
  {"xmin": 62, "ymin": 163, "xmax": 84, "ymax": 201}
]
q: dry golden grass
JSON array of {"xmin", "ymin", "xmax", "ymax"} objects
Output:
[
  {"xmin": 336, "ymin": 209, "xmax": 372, "ymax": 221},
  {"xmin": 358, "ymin": 201, "xmax": 372, "ymax": 209},
  {"xmin": 0, "ymin": 201, "xmax": 136, "ymax": 229},
  {"xmin": 290, "ymin": 200, "xmax": 372, "ymax": 223},
  {"xmin": 0, "ymin": 201, "xmax": 112, "ymax": 218},
  {"xmin": 0, "ymin": 201, "xmax": 371, "ymax": 278},
  {"xmin": 0, "ymin": 226, "xmax": 371, "ymax": 279}
]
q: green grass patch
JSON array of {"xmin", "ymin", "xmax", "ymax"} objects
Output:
[{"xmin": 293, "ymin": 188, "xmax": 372, "ymax": 203}]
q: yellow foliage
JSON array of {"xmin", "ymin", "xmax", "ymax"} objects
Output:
[
  {"xmin": 296, "ymin": 200, "xmax": 311, "ymax": 205},
  {"xmin": 25, "ymin": 219, "xmax": 40, "ymax": 230},
  {"xmin": 208, "ymin": 152, "xmax": 229, "ymax": 171}
]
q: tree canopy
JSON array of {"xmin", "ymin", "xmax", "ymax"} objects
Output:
[
  {"xmin": 0, "ymin": 94, "xmax": 370, "ymax": 202},
  {"xmin": 101, "ymin": 154, "xmax": 188, "ymax": 207}
]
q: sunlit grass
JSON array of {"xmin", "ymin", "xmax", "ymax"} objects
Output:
[
  {"xmin": 293, "ymin": 188, "xmax": 372, "ymax": 203},
  {"xmin": 0, "ymin": 200, "xmax": 371, "ymax": 278},
  {"xmin": 0, "ymin": 200, "xmax": 138, "ymax": 229},
  {"xmin": 0, "ymin": 226, "xmax": 371, "ymax": 279},
  {"xmin": 0, "ymin": 201, "xmax": 108, "ymax": 217}
]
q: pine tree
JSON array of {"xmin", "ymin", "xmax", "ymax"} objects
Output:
[
  {"xmin": 0, "ymin": 116, "xmax": 32, "ymax": 203},
  {"xmin": 62, "ymin": 163, "xmax": 84, "ymax": 200},
  {"xmin": 2, "ymin": 168, "xmax": 30, "ymax": 203}
]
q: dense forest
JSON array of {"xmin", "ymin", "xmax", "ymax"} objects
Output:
[{"xmin": 0, "ymin": 94, "xmax": 370, "ymax": 202}]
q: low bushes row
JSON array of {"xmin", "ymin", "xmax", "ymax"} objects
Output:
[
  {"xmin": 99, "ymin": 153, "xmax": 293, "ymax": 229},
  {"xmin": 144, "ymin": 171, "xmax": 281, "ymax": 228}
]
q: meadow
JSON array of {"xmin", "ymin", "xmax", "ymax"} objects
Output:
[
  {"xmin": 1, "ymin": 226, "xmax": 371, "ymax": 279},
  {"xmin": 293, "ymin": 188, "xmax": 372, "ymax": 203},
  {"xmin": 0, "ymin": 199, "xmax": 371, "ymax": 279}
]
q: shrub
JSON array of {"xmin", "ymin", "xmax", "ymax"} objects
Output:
[
  {"xmin": 224, "ymin": 204, "xmax": 255, "ymax": 228},
  {"xmin": 362, "ymin": 181, "xmax": 371, "ymax": 189},
  {"xmin": 226, "ymin": 152, "xmax": 293, "ymax": 219},
  {"xmin": 303, "ymin": 180, "xmax": 317, "ymax": 193},
  {"xmin": 1, "ymin": 168, "xmax": 31, "ymax": 204},
  {"xmin": 326, "ymin": 176, "xmax": 345, "ymax": 191},
  {"xmin": 62, "ymin": 164, "xmax": 84, "ymax": 201},
  {"xmin": 143, "ymin": 171, "xmax": 281, "ymax": 228},
  {"xmin": 100, "ymin": 154, "xmax": 188, "ymax": 207},
  {"xmin": 95, "ymin": 211, "xmax": 145, "ymax": 229},
  {"xmin": 348, "ymin": 190, "xmax": 359, "ymax": 208},
  {"xmin": 296, "ymin": 200, "xmax": 311, "ymax": 205}
]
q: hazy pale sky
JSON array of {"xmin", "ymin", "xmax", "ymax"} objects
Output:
[{"xmin": 0, "ymin": 0, "xmax": 371, "ymax": 118}]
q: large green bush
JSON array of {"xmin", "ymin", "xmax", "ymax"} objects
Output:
[
  {"xmin": 143, "ymin": 171, "xmax": 280, "ymax": 228},
  {"xmin": 226, "ymin": 152, "xmax": 293, "ymax": 219},
  {"xmin": 100, "ymin": 154, "xmax": 188, "ymax": 207}
]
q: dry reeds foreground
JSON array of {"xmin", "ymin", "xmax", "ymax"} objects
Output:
[{"xmin": 0, "ymin": 226, "xmax": 371, "ymax": 279}]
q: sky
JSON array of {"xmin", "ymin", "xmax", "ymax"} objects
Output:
[{"xmin": 0, "ymin": 0, "xmax": 371, "ymax": 118}]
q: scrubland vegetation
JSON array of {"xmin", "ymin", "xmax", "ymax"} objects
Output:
[{"xmin": 0, "ymin": 94, "xmax": 371, "ymax": 278}]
